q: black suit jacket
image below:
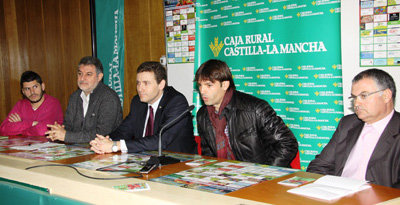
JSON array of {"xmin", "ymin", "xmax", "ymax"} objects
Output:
[
  {"xmin": 110, "ymin": 86, "xmax": 196, "ymax": 154},
  {"xmin": 307, "ymin": 111, "xmax": 400, "ymax": 188}
]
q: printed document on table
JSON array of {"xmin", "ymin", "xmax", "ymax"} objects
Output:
[{"xmin": 287, "ymin": 175, "xmax": 370, "ymax": 201}]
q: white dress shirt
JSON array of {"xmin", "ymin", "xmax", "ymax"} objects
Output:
[
  {"xmin": 119, "ymin": 94, "xmax": 163, "ymax": 153},
  {"xmin": 80, "ymin": 92, "xmax": 91, "ymax": 117}
]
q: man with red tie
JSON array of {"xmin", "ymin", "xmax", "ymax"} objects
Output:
[{"xmin": 90, "ymin": 62, "xmax": 196, "ymax": 154}]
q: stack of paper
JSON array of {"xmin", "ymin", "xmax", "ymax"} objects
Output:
[{"xmin": 287, "ymin": 175, "xmax": 371, "ymax": 201}]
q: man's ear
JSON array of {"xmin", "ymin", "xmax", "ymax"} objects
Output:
[
  {"xmin": 383, "ymin": 89, "xmax": 392, "ymax": 103},
  {"xmin": 159, "ymin": 79, "xmax": 166, "ymax": 90},
  {"xmin": 222, "ymin": 81, "xmax": 230, "ymax": 91},
  {"xmin": 41, "ymin": 83, "xmax": 45, "ymax": 91},
  {"xmin": 97, "ymin": 72, "xmax": 104, "ymax": 82}
]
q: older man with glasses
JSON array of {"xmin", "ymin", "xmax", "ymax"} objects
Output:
[{"xmin": 307, "ymin": 68, "xmax": 400, "ymax": 188}]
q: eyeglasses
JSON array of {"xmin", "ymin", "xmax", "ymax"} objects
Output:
[{"xmin": 348, "ymin": 89, "xmax": 385, "ymax": 101}]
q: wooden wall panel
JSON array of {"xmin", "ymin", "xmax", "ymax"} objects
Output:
[
  {"xmin": 0, "ymin": 0, "xmax": 11, "ymax": 117},
  {"xmin": 0, "ymin": 0, "xmax": 91, "ymax": 121},
  {"xmin": 123, "ymin": 0, "xmax": 166, "ymax": 116},
  {"xmin": 5, "ymin": 0, "xmax": 25, "ymax": 112},
  {"xmin": 0, "ymin": 0, "xmax": 166, "ymax": 121},
  {"xmin": 14, "ymin": 0, "xmax": 28, "ymax": 75},
  {"xmin": 149, "ymin": 1, "xmax": 166, "ymax": 60},
  {"xmin": 58, "ymin": 0, "xmax": 92, "ymax": 106},
  {"xmin": 42, "ymin": 0, "xmax": 63, "ymax": 103}
]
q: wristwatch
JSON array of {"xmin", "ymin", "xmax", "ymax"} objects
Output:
[{"xmin": 111, "ymin": 141, "xmax": 118, "ymax": 152}]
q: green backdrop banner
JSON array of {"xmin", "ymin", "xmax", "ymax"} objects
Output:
[
  {"xmin": 194, "ymin": 0, "xmax": 343, "ymax": 170},
  {"xmin": 95, "ymin": 0, "xmax": 125, "ymax": 107}
]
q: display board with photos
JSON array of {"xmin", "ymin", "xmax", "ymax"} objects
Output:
[
  {"xmin": 360, "ymin": 0, "xmax": 400, "ymax": 66},
  {"xmin": 164, "ymin": 0, "xmax": 196, "ymax": 64}
]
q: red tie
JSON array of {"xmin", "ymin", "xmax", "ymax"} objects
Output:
[{"xmin": 145, "ymin": 106, "xmax": 154, "ymax": 136}]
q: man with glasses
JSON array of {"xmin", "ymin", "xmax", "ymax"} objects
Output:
[
  {"xmin": 0, "ymin": 71, "xmax": 63, "ymax": 136},
  {"xmin": 307, "ymin": 68, "xmax": 400, "ymax": 188}
]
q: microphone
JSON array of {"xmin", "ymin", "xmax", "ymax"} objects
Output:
[
  {"xmin": 158, "ymin": 105, "xmax": 195, "ymax": 156},
  {"xmin": 139, "ymin": 105, "xmax": 195, "ymax": 173}
]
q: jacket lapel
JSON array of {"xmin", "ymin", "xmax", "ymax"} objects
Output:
[
  {"xmin": 337, "ymin": 121, "xmax": 364, "ymax": 172},
  {"xmin": 86, "ymin": 92, "xmax": 99, "ymax": 119},
  {"xmin": 205, "ymin": 112, "xmax": 217, "ymax": 155},
  {"xmin": 153, "ymin": 104, "xmax": 163, "ymax": 134},
  {"xmin": 153, "ymin": 88, "xmax": 170, "ymax": 133},
  {"xmin": 76, "ymin": 92, "xmax": 84, "ymax": 119},
  {"xmin": 136, "ymin": 101, "xmax": 147, "ymax": 137},
  {"xmin": 84, "ymin": 82, "xmax": 104, "ymax": 120},
  {"xmin": 368, "ymin": 112, "xmax": 400, "ymax": 167}
]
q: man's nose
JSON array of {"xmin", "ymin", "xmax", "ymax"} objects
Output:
[
  {"xmin": 137, "ymin": 84, "xmax": 143, "ymax": 92},
  {"xmin": 79, "ymin": 74, "xmax": 86, "ymax": 81},
  {"xmin": 199, "ymin": 87, "xmax": 205, "ymax": 95},
  {"xmin": 353, "ymin": 97, "xmax": 362, "ymax": 107}
]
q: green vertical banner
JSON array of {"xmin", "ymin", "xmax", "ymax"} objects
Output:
[
  {"xmin": 95, "ymin": 0, "xmax": 125, "ymax": 107},
  {"xmin": 194, "ymin": 0, "xmax": 343, "ymax": 170}
]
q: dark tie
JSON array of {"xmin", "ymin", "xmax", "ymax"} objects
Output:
[{"xmin": 145, "ymin": 106, "xmax": 154, "ymax": 136}]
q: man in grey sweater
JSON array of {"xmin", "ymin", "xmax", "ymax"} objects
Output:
[{"xmin": 46, "ymin": 56, "xmax": 122, "ymax": 143}]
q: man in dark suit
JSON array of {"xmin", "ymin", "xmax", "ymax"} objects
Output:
[
  {"xmin": 90, "ymin": 61, "xmax": 196, "ymax": 154},
  {"xmin": 307, "ymin": 68, "xmax": 400, "ymax": 188}
]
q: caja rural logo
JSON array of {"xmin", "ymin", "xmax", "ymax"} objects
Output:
[{"xmin": 209, "ymin": 37, "xmax": 224, "ymax": 57}]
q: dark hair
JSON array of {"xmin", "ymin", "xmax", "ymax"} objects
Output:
[
  {"xmin": 194, "ymin": 59, "xmax": 236, "ymax": 89},
  {"xmin": 78, "ymin": 56, "xmax": 103, "ymax": 74},
  {"xmin": 20, "ymin": 71, "xmax": 43, "ymax": 88},
  {"xmin": 353, "ymin": 68, "xmax": 396, "ymax": 102},
  {"xmin": 137, "ymin": 61, "xmax": 167, "ymax": 84}
]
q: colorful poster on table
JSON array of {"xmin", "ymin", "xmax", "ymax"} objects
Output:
[
  {"xmin": 164, "ymin": 0, "xmax": 196, "ymax": 64},
  {"xmin": 193, "ymin": 0, "xmax": 343, "ymax": 170},
  {"xmin": 360, "ymin": 0, "xmax": 400, "ymax": 66},
  {"xmin": 95, "ymin": 0, "xmax": 125, "ymax": 107},
  {"xmin": 150, "ymin": 160, "xmax": 297, "ymax": 194}
]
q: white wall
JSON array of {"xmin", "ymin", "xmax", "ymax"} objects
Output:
[
  {"xmin": 167, "ymin": 63, "xmax": 194, "ymax": 104},
  {"xmin": 342, "ymin": 1, "xmax": 400, "ymax": 115}
]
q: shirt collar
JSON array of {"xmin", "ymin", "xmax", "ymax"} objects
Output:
[
  {"xmin": 367, "ymin": 110, "xmax": 394, "ymax": 134},
  {"xmin": 80, "ymin": 91, "xmax": 91, "ymax": 102},
  {"xmin": 148, "ymin": 93, "xmax": 163, "ymax": 111}
]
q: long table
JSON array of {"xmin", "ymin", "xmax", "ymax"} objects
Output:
[{"xmin": 0, "ymin": 136, "xmax": 400, "ymax": 204}]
